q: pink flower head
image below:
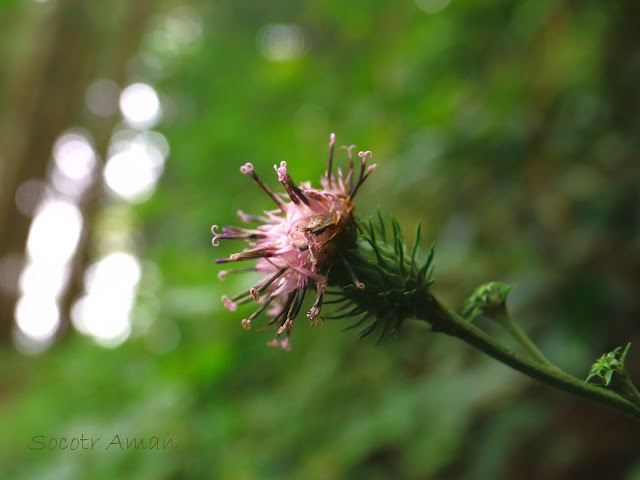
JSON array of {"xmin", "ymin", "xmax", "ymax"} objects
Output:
[{"xmin": 212, "ymin": 133, "xmax": 376, "ymax": 350}]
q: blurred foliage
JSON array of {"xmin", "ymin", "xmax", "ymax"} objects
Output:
[{"xmin": 1, "ymin": 0, "xmax": 640, "ymax": 479}]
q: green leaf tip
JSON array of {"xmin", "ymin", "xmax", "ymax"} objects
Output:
[
  {"xmin": 463, "ymin": 281, "xmax": 516, "ymax": 321},
  {"xmin": 585, "ymin": 343, "xmax": 631, "ymax": 386}
]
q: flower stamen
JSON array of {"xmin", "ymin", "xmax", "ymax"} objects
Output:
[
  {"xmin": 274, "ymin": 161, "xmax": 310, "ymax": 205},
  {"xmin": 253, "ymin": 266, "xmax": 288, "ymax": 298},
  {"xmin": 217, "ymin": 267, "xmax": 255, "ymax": 281},
  {"xmin": 326, "ymin": 132, "xmax": 336, "ymax": 188},
  {"xmin": 307, "ymin": 278, "xmax": 327, "ymax": 325},
  {"xmin": 337, "ymin": 249, "xmax": 365, "ymax": 290},
  {"xmin": 226, "ymin": 247, "xmax": 274, "ymax": 262},
  {"xmin": 221, "ymin": 295, "xmax": 237, "ymax": 311},
  {"xmin": 241, "ymin": 296, "xmax": 275, "ymax": 330},
  {"xmin": 340, "ymin": 144, "xmax": 357, "ymax": 189},
  {"xmin": 237, "ymin": 210, "xmax": 275, "ymax": 224},
  {"xmin": 241, "ymin": 162, "xmax": 287, "ymax": 211},
  {"xmin": 350, "ymin": 151, "xmax": 375, "ymax": 198}
]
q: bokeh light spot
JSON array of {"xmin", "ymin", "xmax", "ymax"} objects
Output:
[
  {"xmin": 104, "ymin": 131, "xmax": 167, "ymax": 202},
  {"xmin": 12, "ymin": 328, "xmax": 54, "ymax": 356},
  {"xmin": 86, "ymin": 79, "xmax": 120, "ymax": 117},
  {"xmin": 416, "ymin": 0, "xmax": 451, "ymax": 14},
  {"xmin": 119, "ymin": 83, "xmax": 161, "ymax": 129},
  {"xmin": 51, "ymin": 131, "xmax": 97, "ymax": 197},
  {"xmin": 27, "ymin": 199, "xmax": 83, "ymax": 265},
  {"xmin": 84, "ymin": 251, "xmax": 142, "ymax": 292},
  {"xmin": 104, "ymin": 150, "xmax": 157, "ymax": 202},
  {"xmin": 19, "ymin": 262, "xmax": 70, "ymax": 299},
  {"xmin": 71, "ymin": 294, "xmax": 132, "ymax": 348},
  {"xmin": 71, "ymin": 252, "xmax": 141, "ymax": 348},
  {"xmin": 15, "ymin": 295, "xmax": 60, "ymax": 341},
  {"xmin": 258, "ymin": 24, "xmax": 306, "ymax": 62},
  {"xmin": 15, "ymin": 179, "xmax": 52, "ymax": 217}
]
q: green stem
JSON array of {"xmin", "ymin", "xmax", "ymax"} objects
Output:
[
  {"xmin": 421, "ymin": 296, "xmax": 640, "ymax": 420},
  {"xmin": 494, "ymin": 310, "xmax": 556, "ymax": 370},
  {"xmin": 619, "ymin": 371, "xmax": 640, "ymax": 405}
]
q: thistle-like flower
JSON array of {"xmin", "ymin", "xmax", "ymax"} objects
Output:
[
  {"xmin": 208, "ymin": 136, "xmax": 640, "ymax": 420},
  {"xmin": 212, "ymin": 133, "xmax": 376, "ymax": 350}
]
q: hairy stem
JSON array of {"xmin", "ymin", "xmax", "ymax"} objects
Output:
[
  {"xmin": 336, "ymin": 219, "xmax": 640, "ymax": 419},
  {"xmin": 421, "ymin": 295, "xmax": 640, "ymax": 420},
  {"xmin": 494, "ymin": 310, "xmax": 557, "ymax": 370}
]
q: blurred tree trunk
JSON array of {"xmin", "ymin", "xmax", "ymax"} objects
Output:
[
  {"xmin": 0, "ymin": 0, "xmax": 94, "ymax": 342},
  {"xmin": 57, "ymin": 0, "xmax": 155, "ymax": 339},
  {"xmin": 0, "ymin": 0, "xmax": 155, "ymax": 344}
]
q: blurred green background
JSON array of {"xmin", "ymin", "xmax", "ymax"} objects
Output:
[{"xmin": 1, "ymin": 0, "xmax": 639, "ymax": 478}]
